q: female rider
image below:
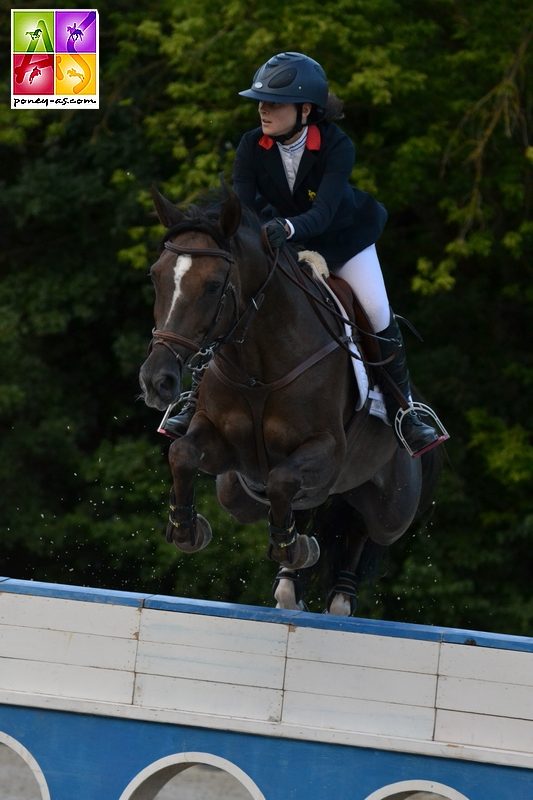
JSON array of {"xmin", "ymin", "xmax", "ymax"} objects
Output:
[{"xmin": 165, "ymin": 52, "xmax": 448, "ymax": 457}]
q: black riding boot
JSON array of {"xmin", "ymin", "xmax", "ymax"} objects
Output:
[
  {"xmin": 158, "ymin": 368, "xmax": 204, "ymax": 439},
  {"xmin": 377, "ymin": 312, "xmax": 449, "ymax": 457}
]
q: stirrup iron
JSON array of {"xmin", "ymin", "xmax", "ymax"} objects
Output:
[
  {"xmin": 394, "ymin": 401, "xmax": 449, "ymax": 457},
  {"xmin": 158, "ymin": 401, "xmax": 178, "ymax": 437},
  {"xmin": 157, "ymin": 390, "xmax": 194, "ymax": 438}
]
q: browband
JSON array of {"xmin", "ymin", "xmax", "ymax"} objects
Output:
[{"xmin": 164, "ymin": 241, "xmax": 234, "ymax": 263}]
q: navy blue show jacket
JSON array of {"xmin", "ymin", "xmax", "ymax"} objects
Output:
[{"xmin": 233, "ymin": 122, "xmax": 388, "ymax": 269}]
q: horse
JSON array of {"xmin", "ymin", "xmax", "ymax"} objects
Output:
[
  {"xmin": 29, "ymin": 67, "xmax": 41, "ymax": 85},
  {"xmin": 66, "ymin": 25, "xmax": 83, "ymax": 42},
  {"xmin": 139, "ymin": 187, "xmax": 440, "ymax": 614}
]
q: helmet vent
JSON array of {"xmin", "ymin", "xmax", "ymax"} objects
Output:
[{"xmin": 267, "ymin": 67, "xmax": 297, "ymax": 89}]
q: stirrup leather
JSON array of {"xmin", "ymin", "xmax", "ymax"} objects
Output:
[{"xmin": 394, "ymin": 401, "xmax": 449, "ymax": 457}]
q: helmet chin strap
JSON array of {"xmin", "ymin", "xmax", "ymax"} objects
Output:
[{"xmin": 270, "ymin": 105, "xmax": 305, "ymax": 144}]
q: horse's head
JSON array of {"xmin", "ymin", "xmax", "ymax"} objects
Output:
[{"xmin": 139, "ymin": 186, "xmax": 242, "ymax": 410}]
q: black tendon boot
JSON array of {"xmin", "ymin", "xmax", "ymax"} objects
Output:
[
  {"xmin": 377, "ymin": 312, "xmax": 449, "ymax": 457},
  {"xmin": 158, "ymin": 367, "xmax": 204, "ymax": 439}
]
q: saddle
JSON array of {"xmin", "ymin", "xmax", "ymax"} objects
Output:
[{"xmin": 297, "ymin": 251, "xmax": 381, "ymax": 367}]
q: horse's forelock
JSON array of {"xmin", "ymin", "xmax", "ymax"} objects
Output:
[
  {"xmin": 160, "ymin": 211, "xmax": 228, "ymax": 252},
  {"xmin": 158, "ymin": 199, "xmax": 262, "ymax": 255}
]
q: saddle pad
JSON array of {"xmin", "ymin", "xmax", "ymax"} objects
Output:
[
  {"xmin": 368, "ymin": 386, "xmax": 391, "ymax": 425},
  {"xmin": 325, "ymin": 285, "xmax": 390, "ymax": 423},
  {"xmin": 297, "ymin": 251, "xmax": 389, "ymax": 423},
  {"xmin": 314, "ymin": 273, "xmax": 369, "ymax": 411}
]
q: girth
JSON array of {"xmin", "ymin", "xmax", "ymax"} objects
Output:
[{"xmin": 209, "ymin": 339, "xmax": 340, "ymax": 476}]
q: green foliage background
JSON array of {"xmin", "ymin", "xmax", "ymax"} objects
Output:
[{"xmin": 1, "ymin": 1, "xmax": 531, "ymax": 634}]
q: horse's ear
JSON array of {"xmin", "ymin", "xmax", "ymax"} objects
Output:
[
  {"xmin": 219, "ymin": 182, "xmax": 241, "ymax": 239},
  {"xmin": 151, "ymin": 185, "xmax": 185, "ymax": 228}
]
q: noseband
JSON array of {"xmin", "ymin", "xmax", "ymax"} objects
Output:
[{"xmin": 150, "ymin": 239, "xmax": 236, "ymax": 363}]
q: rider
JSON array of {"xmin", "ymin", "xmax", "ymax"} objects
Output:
[{"xmin": 165, "ymin": 51, "xmax": 448, "ymax": 457}]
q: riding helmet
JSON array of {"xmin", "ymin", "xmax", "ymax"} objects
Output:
[{"xmin": 239, "ymin": 52, "xmax": 328, "ymax": 109}]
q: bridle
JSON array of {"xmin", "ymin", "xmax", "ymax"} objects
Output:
[
  {"xmin": 149, "ymin": 240, "xmax": 236, "ymax": 366},
  {"xmin": 164, "ymin": 241, "xmax": 234, "ymax": 263},
  {"xmin": 149, "ymin": 237, "xmax": 279, "ymax": 368}
]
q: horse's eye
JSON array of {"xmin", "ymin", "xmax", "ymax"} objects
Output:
[{"xmin": 204, "ymin": 281, "xmax": 222, "ymax": 295}]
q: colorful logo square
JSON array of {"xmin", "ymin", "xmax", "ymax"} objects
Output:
[
  {"xmin": 13, "ymin": 54, "xmax": 54, "ymax": 94},
  {"xmin": 12, "ymin": 11, "xmax": 55, "ymax": 53},
  {"xmin": 55, "ymin": 11, "xmax": 97, "ymax": 53},
  {"xmin": 11, "ymin": 9, "xmax": 99, "ymax": 110},
  {"xmin": 55, "ymin": 53, "xmax": 97, "ymax": 95}
]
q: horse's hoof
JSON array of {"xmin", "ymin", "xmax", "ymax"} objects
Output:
[
  {"xmin": 274, "ymin": 577, "xmax": 298, "ymax": 610},
  {"xmin": 281, "ymin": 534, "xmax": 320, "ymax": 569},
  {"xmin": 167, "ymin": 514, "xmax": 212, "ymax": 553},
  {"xmin": 327, "ymin": 593, "xmax": 352, "ymax": 616}
]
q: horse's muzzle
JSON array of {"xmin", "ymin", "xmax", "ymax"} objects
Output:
[{"xmin": 139, "ymin": 351, "xmax": 183, "ymax": 411}]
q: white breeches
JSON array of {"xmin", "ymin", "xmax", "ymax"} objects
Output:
[{"xmin": 336, "ymin": 244, "xmax": 390, "ymax": 332}]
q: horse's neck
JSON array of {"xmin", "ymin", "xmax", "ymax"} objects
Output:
[{"xmin": 228, "ymin": 261, "xmax": 331, "ymax": 383}]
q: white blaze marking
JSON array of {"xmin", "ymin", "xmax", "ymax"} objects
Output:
[{"xmin": 164, "ymin": 254, "xmax": 192, "ymax": 326}]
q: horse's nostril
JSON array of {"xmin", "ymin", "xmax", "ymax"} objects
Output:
[
  {"xmin": 155, "ymin": 372, "xmax": 180, "ymax": 401},
  {"xmin": 159, "ymin": 374, "xmax": 176, "ymax": 392}
]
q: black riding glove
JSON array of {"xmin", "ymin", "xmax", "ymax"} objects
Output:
[{"xmin": 264, "ymin": 218, "xmax": 289, "ymax": 248}]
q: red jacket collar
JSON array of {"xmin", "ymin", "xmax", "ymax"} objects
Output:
[
  {"xmin": 259, "ymin": 125, "xmax": 321, "ymax": 151},
  {"xmin": 258, "ymin": 134, "xmax": 275, "ymax": 150},
  {"xmin": 306, "ymin": 124, "xmax": 321, "ymax": 150}
]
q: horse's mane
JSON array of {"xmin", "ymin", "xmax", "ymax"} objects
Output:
[{"xmin": 159, "ymin": 190, "xmax": 262, "ymax": 253}]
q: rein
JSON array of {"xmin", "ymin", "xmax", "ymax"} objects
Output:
[{"xmin": 276, "ymin": 247, "xmax": 396, "ymax": 367}]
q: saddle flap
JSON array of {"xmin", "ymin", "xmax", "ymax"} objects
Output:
[{"xmin": 325, "ymin": 274, "xmax": 382, "ymax": 366}]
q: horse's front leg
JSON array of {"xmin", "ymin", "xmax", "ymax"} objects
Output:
[
  {"xmin": 166, "ymin": 415, "xmax": 230, "ymax": 553},
  {"xmin": 267, "ymin": 432, "xmax": 340, "ymax": 569},
  {"xmin": 273, "ymin": 567, "xmax": 307, "ymax": 610}
]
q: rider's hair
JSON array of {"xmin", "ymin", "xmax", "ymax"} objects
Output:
[
  {"xmin": 324, "ymin": 92, "xmax": 344, "ymax": 121},
  {"xmin": 307, "ymin": 91, "xmax": 344, "ymax": 124}
]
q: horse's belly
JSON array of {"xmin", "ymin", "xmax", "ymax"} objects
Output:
[{"xmin": 234, "ymin": 473, "xmax": 331, "ymax": 510}]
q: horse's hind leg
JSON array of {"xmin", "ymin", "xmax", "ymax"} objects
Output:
[
  {"xmin": 327, "ymin": 531, "xmax": 368, "ymax": 616},
  {"xmin": 313, "ymin": 497, "xmax": 369, "ymax": 616},
  {"xmin": 345, "ymin": 449, "xmax": 422, "ymax": 546},
  {"xmin": 322, "ymin": 453, "xmax": 422, "ymax": 616}
]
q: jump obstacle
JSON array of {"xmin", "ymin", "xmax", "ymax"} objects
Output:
[{"xmin": 0, "ymin": 577, "xmax": 531, "ymax": 800}]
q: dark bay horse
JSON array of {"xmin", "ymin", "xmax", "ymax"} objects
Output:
[{"xmin": 139, "ymin": 187, "xmax": 439, "ymax": 614}]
